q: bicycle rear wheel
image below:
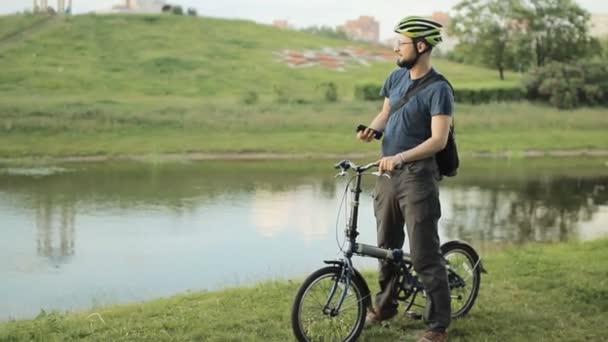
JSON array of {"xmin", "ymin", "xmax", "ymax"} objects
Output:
[
  {"xmin": 291, "ymin": 266, "xmax": 367, "ymax": 342},
  {"xmin": 442, "ymin": 244, "xmax": 481, "ymax": 318}
]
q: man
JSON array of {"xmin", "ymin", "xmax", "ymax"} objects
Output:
[{"xmin": 356, "ymin": 16, "xmax": 453, "ymax": 342}]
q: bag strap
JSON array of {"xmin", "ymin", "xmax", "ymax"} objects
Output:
[{"xmin": 388, "ymin": 71, "xmax": 455, "ymax": 130}]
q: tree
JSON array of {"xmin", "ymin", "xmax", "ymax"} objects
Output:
[
  {"xmin": 172, "ymin": 5, "xmax": 184, "ymax": 15},
  {"xmin": 508, "ymin": 0, "xmax": 599, "ymax": 66},
  {"xmin": 300, "ymin": 26, "xmax": 349, "ymax": 40},
  {"xmin": 451, "ymin": 0, "xmax": 531, "ymax": 80}
]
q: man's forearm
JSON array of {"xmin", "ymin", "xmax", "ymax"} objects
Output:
[
  {"xmin": 397, "ymin": 137, "xmax": 445, "ymax": 163},
  {"xmin": 369, "ymin": 112, "xmax": 388, "ymax": 131}
]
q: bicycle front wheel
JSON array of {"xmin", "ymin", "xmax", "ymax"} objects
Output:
[{"xmin": 291, "ymin": 266, "xmax": 367, "ymax": 342}]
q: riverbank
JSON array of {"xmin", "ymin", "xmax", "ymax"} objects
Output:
[
  {"xmin": 1, "ymin": 149, "xmax": 608, "ymax": 166},
  {"xmin": 1, "ymin": 238, "xmax": 606, "ymax": 341},
  {"xmin": 2, "ymin": 100, "xmax": 608, "ymax": 161}
]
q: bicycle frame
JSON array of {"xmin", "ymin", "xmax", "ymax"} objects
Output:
[
  {"xmin": 293, "ymin": 160, "xmax": 486, "ymax": 342},
  {"xmin": 341, "ymin": 161, "xmax": 413, "ymax": 265},
  {"xmin": 322, "ymin": 160, "xmax": 485, "ymax": 315},
  {"xmin": 323, "ymin": 160, "xmax": 415, "ymax": 313}
]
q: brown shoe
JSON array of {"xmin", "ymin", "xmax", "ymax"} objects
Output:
[
  {"xmin": 365, "ymin": 310, "xmax": 382, "ymax": 325},
  {"xmin": 417, "ymin": 330, "xmax": 448, "ymax": 342},
  {"xmin": 365, "ymin": 308, "xmax": 398, "ymax": 326}
]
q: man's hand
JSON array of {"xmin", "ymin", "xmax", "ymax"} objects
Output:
[
  {"xmin": 377, "ymin": 154, "xmax": 405, "ymax": 173},
  {"xmin": 356, "ymin": 128, "xmax": 377, "ymax": 142}
]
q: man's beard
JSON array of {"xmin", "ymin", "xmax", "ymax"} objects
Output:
[{"xmin": 397, "ymin": 55, "xmax": 417, "ymax": 69}]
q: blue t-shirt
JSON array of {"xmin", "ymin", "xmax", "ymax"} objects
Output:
[{"xmin": 379, "ymin": 68, "xmax": 454, "ymax": 156}]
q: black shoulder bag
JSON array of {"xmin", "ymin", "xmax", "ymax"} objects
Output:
[{"xmin": 388, "ymin": 72, "xmax": 459, "ymax": 177}]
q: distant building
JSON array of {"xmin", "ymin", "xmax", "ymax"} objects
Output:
[
  {"xmin": 100, "ymin": 0, "xmax": 167, "ymax": 14},
  {"xmin": 431, "ymin": 11, "xmax": 450, "ymax": 27},
  {"xmin": 33, "ymin": 0, "xmax": 72, "ymax": 14},
  {"xmin": 338, "ymin": 16, "xmax": 379, "ymax": 42},
  {"xmin": 273, "ymin": 19, "xmax": 290, "ymax": 29},
  {"xmin": 430, "ymin": 11, "xmax": 457, "ymax": 52},
  {"xmin": 590, "ymin": 14, "xmax": 608, "ymax": 37},
  {"xmin": 137, "ymin": 0, "xmax": 166, "ymax": 13}
]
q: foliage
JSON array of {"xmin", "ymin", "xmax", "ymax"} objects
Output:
[
  {"xmin": 171, "ymin": 5, "xmax": 184, "ymax": 15},
  {"xmin": 299, "ymin": 25, "xmax": 349, "ymax": 40},
  {"xmin": 599, "ymin": 35, "xmax": 608, "ymax": 59},
  {"xmin": 354, "ymin": 82, "xmax": 524, "ymax": 104},
  {"xmin": 318, "ymin": 82, "xmax": 338, "ymax": 102},
  {"xmin": 455, "ymin": 87, "xmax": 526, "ymax": 104},
  {"xmin": 524, "ymin": 61, "xmax": 608, "ymax": 108},
  {"xmin": 186, "ymin": 8, "xmax": 197, "ymax": 16},
  {"xmin": 272, "ymin": 84, "xmax": 291, "ymax": 104},
  {"xmin": 242, "ymin": 91, "xmax": 259, "ymax": 105},
  {"xmin": 510, "ymin": 0, "xmax": 600, "ymax": 67},
  {"xmin": 354, "ymin": 83, "xmax": 383, "ymax": 101},
  {"xmin": 451, "ymin": 0, "xmax": 532, "ymax": 80},
  {"xmin": 450, "ymin": 0, "xmax": 600, "ymax": 78}
]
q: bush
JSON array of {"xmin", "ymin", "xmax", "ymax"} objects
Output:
[
  {"xmin": 353, "ymin": 83, "xmax": 524, "ymax": 104},
  {"xmin": 273, "ymin": 85, "xmax": 290, "ymax": 104},
  {"xmin": 524, "ymin": 61, "xmax": 608, "ymax": 109},
  {"xmin": 172, "ymin": 6, "xmax": 184, "ymax": 15},
  {"xmin": 455, "ymin": 87, "xmax": 525, "ymax": 104},
  {"xmin": 242, "ymin": 91, "xmax": 258, "ymax": 105},
  {"xmin": 354, "ymin": 83, "xmax": 383, "ymax": 101},
  {"xmin": 187, "ymin": 8, "xmax": 197, "ymax": 16},
  {"xmin": 318, "ymin": 82, "xmax": 338, "ymax": 102}
]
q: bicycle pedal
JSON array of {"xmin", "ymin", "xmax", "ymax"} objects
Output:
[{"xmin": 405, "ymin": 311, "xmax": 423, "ymax": 320}]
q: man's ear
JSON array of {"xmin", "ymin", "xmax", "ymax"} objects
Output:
[{"xmin": 416, "ymin": 40, "xmax": 427, "ymax": 53}]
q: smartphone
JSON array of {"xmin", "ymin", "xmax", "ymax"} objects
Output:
[{"xmin": 356, "ymin": 124, "xmax": 383, "ymax": 140}]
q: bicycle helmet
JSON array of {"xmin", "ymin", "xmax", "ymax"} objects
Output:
[{"xmin": 394, "ymin": 16, "xmax": 443, "ymax": 47}]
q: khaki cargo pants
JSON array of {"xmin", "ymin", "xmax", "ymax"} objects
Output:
[{"xmin": 372, "ymin": 157, "xmax": 451, "ymax": 332}]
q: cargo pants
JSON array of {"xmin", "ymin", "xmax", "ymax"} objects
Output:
[{"xmin": 372, "ymin": 157, "xmax": 451, "ymax": 332}]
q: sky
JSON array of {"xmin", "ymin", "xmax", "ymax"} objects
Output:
[{"xmin": 1, "ymin": 0, "xmax": 607, "ymax": 40}]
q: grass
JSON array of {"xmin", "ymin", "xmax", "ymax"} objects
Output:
[
  {"xmin": 1, "ymin": 99, "xmax": 607, "ymax": 158},
  {"xmin": 0, "ymin": 239, "xmax": 606, "ymax": 341},
  {"xmin": 0, "ymin": 14, "xmax": 521, "ymax": 102},
  {"xmin": 0, "ymin": 13, "xmax": 52, "ymax": 40},
  {"xmin": 0, "ymin": 14, "xmax": 606, "ymax": 159}
]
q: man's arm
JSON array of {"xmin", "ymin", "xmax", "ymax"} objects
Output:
[
  {"xmin": 357, "ymin": 97, "xmax": 391, "ymax": 142},
  {"xmin": 378, "ymin": 114, "xmax": 451, "ymax": 172}
]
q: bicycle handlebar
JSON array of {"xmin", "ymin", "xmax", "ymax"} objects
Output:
[{"xmin": 334, "ymin": 160, "xmax": 379, "ymax": 174}]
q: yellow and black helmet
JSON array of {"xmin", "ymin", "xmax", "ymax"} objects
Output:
[{"xmin": 394, "ymin": 16, "xmax": 443, "ymax": 46}]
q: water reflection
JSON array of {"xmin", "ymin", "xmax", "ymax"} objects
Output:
[
  {"xmin": 0, "ymin": 158, "xmax": 607, "ymax": 320},
  {"xmin": 35, "ymin": 195, "xmax": 76, "ymax": 267},
  {"xmin": 442, "ymin": 176, "xmax": 607, "ymax": 244},
  {"xmin": 251, "ymin": 187, "xmax": 335, "ymax": 242}
]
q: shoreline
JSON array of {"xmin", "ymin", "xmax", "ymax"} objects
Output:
[
  {"xmin": 1, "ymin": 149, "xmax": 608, "ymax": 164},
  {"xmin": 1, "ymin": 239, "xmax": 606, "ymax": 340}
]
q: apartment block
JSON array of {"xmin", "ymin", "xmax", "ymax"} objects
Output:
[{"xmin": 338, "ymin": 16, "xmax": 379, "ymax": 43}]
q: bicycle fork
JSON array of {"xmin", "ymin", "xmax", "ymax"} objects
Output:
[{"xmin": 322, "ymin": 258, "xmax": 355, "ymax": 316}]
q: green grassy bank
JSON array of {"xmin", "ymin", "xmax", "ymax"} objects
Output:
[
  {"xmin": 1, "ymin": 239, "xmax": 606, "ymax": 341},
  {"xmin": 0, "ymin": 14, "xmax": 606, "ymax": 159},
  {"xmin": 1, "ymin": 99, "xmax": 607, "ymax": 158},
  {"xmin": 0, "ymin": 14, "xmax": 520, "ymax": 100}
]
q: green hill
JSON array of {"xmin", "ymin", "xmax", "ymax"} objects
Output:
[
  {"xmin": 1, "ymin": 14, "xmax": 607, "ymax": 159},
  {"xmin": 0, "ymin": 14, "xmax": 520, "ymax": 103}
]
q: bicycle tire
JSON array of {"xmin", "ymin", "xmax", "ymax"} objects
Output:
[
  {"xmin": 291, "ymin": 266, "xmax": 368, "ymax": 342},
  {"xmin": 442, "ymin": 243, "xmax": 481, "ymax": 318}
]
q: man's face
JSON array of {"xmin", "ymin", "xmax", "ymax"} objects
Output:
[{"xmin": 393, "ymin": 34, "xmax": 417, "ymax": 68}]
